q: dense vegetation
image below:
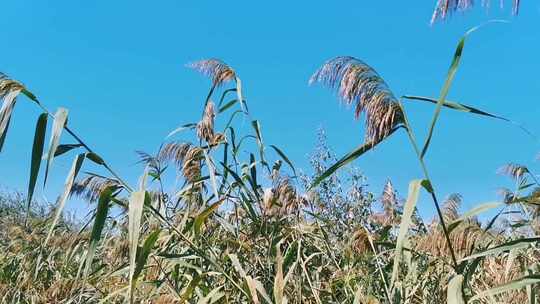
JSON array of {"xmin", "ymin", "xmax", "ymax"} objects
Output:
[{"xmin": 1, "ymin": 1, "xmax": 538, "ymax": 303}]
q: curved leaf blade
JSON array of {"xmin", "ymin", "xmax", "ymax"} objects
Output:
[
  {"xmin": 309, "ymin": 128, "xmax": 398, "ymax": 190},
  {"xmin": 26, "ymin": 113, "xmax": 48, "ymax": 221},
  {"xmin": 84, "ymin": 186, "xmax": 114, "ymax": 278},
  {"xmin": 44, "ymin": 108, "xmax": 68, "ymax": 187},
  {"xmin": 447, "ymin": 274, "xmax": 466, "ymax": 304},
  {"xmin": 45, "ymin": 153, "xmax": 85, "ymax": 245},
  {"xmin": 194, "ymin": 199, "xmax": 225, "ymax": 237},
  {"xmin": 391, "ymin": 179, "xmax": 424, "ymax": 290},
  {"xmin": 471, "ymin": 274, "xmax": 540, "ymax": 302}
]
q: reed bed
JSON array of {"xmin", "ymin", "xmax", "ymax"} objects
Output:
[{"xmin": 0, "ymin": 3, "xmax": 539, "ymax": 303}]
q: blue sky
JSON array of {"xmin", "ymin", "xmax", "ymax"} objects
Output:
[{"xmin": 1, "ymin": 1, "xmax": 539, "ymax": 219}]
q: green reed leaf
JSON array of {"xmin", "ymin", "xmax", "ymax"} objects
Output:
[
  {"xmin": 44, "ymin": 108, "xmax": 68, "ymax": 186},
  {"xmin": 26, "ymin": 113, "xmax": 48, "ymax": 221}
]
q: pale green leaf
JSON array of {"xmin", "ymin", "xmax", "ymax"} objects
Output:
[
  {"xmin": 391, "ymin": 179, "xmax": 423, "ymax": 289},
  {"xmin": 447, "ymin": 274, "xmax": 465, "ymax": 304},
  {"xmin": 44, "ymin": 108, "xmax": 68, "ymax": 186},
  {"xmin": 45, "ymin": 153, "xmax": 85, "ymax": 245}
]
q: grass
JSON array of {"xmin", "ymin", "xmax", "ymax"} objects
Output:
[{"xmin": 0, "ymin": 9, "xmax": 539, "ymax": 303}]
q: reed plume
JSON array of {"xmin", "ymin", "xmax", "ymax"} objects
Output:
[
  {"xmin": 158, "ymin": 142, "xmax": 202, "ymax": 183},
  {"xmin": 431, "ymin": 0, "xmax": 520, "ymax": 24},
  {"xmin": 310, "ymin": 56, "xmax": 403, "ymax": 144},
  {"xmin": 263, "ymin": 178, "xmax": 303, "ymax": 217},
  {"xmin": 197, "ymin": 100, "xmax": 216, "ymax": 143},
  {"xmin": 0, "ymin": 73, "xmax": 23, "ymax": 98},
  {"xmin": 371, "ymin": 181, "xmax": 401, "ymax": 226},
  {"xmin": 497, "ymin": 163, "xmax": 529, "ymax": 180},
  {"xmin": 350, "ymin": 227, "xmax": 370, "ymax": 255},
  {"xmin": 187, "ymin": 59, "xmax": 236, "ymax": 87},
  {"xmin": 158, "ymin": 142, "xmax": 192, "ymax": 167},
  {"xmin": 71, "ymin": 175, "xmax": 122, "ymax": 202},
  {"xmin": 442, "ymin": 193, "xmax": 462, "ymax": 222}
]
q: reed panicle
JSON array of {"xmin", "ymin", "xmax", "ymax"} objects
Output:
[
  {"xmin": 263, "ymin": 178, "xmax": 303, "ymax": 217},
  {"xmin": 0, "ymin": 73, "xmax": 23, "ymax": 98},
  {"xmin": 431, "ymin": 0, "xmax": 520, "ymax": 24},
  {"xmin": 497, "ymin": 163, "xmax": 529, "ymax": 180},
  {"xmin": 71, "ymin": 175, "xmax": 121, "ymax": 202},
  {"xmin": 442, "ymin": 193, "xmax": 462, "ymax": 222},
  {"xmin": 197, "ymin": 100, "xmax": 216, "ymax": 143},
  {"xmin": 158, "ymin": 142, "xmax": 192, "ymax": 167},
  {"xmin": 158, "ymin": 142, "xmax": 202, "ymax": 183},
  {"xmin": 187, "ymin": 59, "xmax": 236, "ymax": 87},
  {"xmin": 310, "ymin": 56, "xmax": 403, "ymax": 143}
]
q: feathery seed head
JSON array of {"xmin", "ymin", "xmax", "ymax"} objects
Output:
[
  {"xmin": 71, "ymin": 175, "xmax": 121, "ymax": 202},
  {"xmin": 442, "ymin": 193, "xmax": 462, "ymax": 222},
  {"xmin": 497, "ymin": 163, "xmax": 529, "ymax": 180},
  {"xmin": 0, "ymin": 73, "xmax": 24, "ymax": 99},
  {"xmin": 158, "ymin": 142, "xmax": 192, "ymax": 167},
  {"xmin": 431, "ymin": 0, "xmax": 520, "ymax": 24},
  {"xmin": 197, "ymin": 101, "xmax": 216, "ymax": 143},
  {"xmin": 310, "ymin": 56, "xmax": 403, "ymax": 143},
  {"xmin": 158, "ymin": 142, "xmax": 202, "ymax": 183},
  {"xmin": 187, "ymin": 59, "xmax": 236, "ymax": 87},
  {"xmin": 182, "ymin": 146, "xmax": 203, "ymax": 183},
  {"xmin": 381, "ymin": 180, "xmax": 398, "ymax": 213},
  {"xmin": 263, "ymin": 178, "xmax": 303, "ymax": 217}
]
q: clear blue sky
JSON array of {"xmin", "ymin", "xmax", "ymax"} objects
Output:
[{"xmin": 1, "ymin": 1, "xmax": 539, "ymax": 219}]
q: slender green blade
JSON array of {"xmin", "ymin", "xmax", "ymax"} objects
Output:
[
  {"xmin": 447, "ymin": 202, "xmax": 502, "ymax": 233},
  {"xmin": 85, "ymin": 152, "xmax": 105, "ymax": 165},
  {"xmin": 403, "ymin": 95, "xmax": 508, "ymax": 120},
  {"xmin": 461, "ymin": 237, "xmax": 540, "ymax": 262},
  {"xmin": 133, "ymin": 229, "xmax": 161, "ymax": 281},
  {"xmin": 45, "ymin": 153, "xmax": 85, "ymax": 245},
  {"xmin": 0, "ymin": 116, "xmax": 11, "ymax": 151},
  {"xmin": 269, "ymin": 145, "xmax": 297, "ymax": 176},
  {"xmin": 26, "ymin": 113, "xmax": 48, "ymax": 221},
  {"xmin": 194, "ymin": 199, "xmax": 225, "ymax": 237},
  {"xmin": 235, "ymin": 77, "xmax": 246, "ymax": 114},
  {"xmin": 21, "ymin": 88, "xmax": 39, "ymax": 103},
  {"xmin": 390, "ymin": 179, "xmax": 424, "ymax": 290},
  {"xmin": 166, "ymin": 123, "xmax": 197, "ymax": 139},
  {"xmin": 84, "ymin": 186, "xmax": 114, "ymax": 278},
  {"xmin": 44, "ymin": 108, "xmax": 68, "ymax": 186},
  {"xmin": 421, "ymin": 37, "xmax": 465, "ymax": 158},
  {"xmin": 470, "ymin": 274, "xmax": 540, "ymax": 302},
  {"xmin": 403, "ymin": 95, "xmax": 534, "ymax": 138},
  {"xmin": 54, "ymin": 143, "xmax": 83, "ymax": 157},
  {"xmin": 180, "ymin": 274, "xmax": 203, "ymax": 303},
  {"xmin": 128, "ymin": 190, "xmax": 146, "ymax": 303},
  {"xmin": 218, "ymin": 99, "xmax": 239, "ymax": 113},
  {"xmin": 420, "ymin": 22, "xmax": 506, "ymax": 158},
  {"xmin": 309, "ymin": 128, "xmax": 398, "ymax": 190}
]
